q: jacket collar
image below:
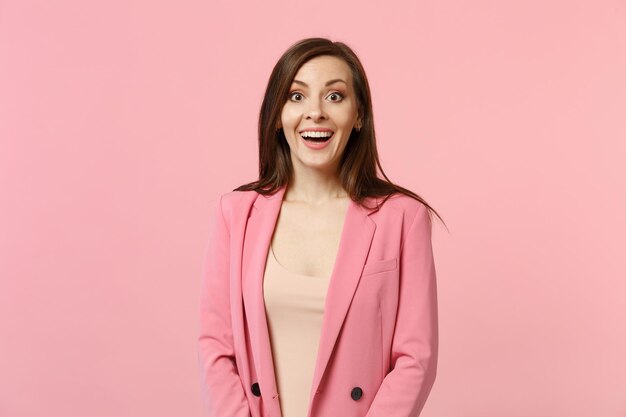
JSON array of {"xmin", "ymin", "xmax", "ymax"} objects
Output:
[{"xmin": 242, "ymin": 184, "xmax": 378, "ymax": 415}]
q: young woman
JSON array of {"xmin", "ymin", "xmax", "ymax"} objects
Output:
[{"xmin": 198, "ymin": 37, "xmax": 445, "ymax": 417}]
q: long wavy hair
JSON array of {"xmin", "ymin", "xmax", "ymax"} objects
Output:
[{"xmin": 234, "ymin": 37, "xmax": 446, "ymax": 228}]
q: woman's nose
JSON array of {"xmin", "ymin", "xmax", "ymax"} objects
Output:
[{"xmin": 305, "ymin": 100, "xmax": 327, "ymax": 120}]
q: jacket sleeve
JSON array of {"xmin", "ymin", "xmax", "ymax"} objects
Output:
[
  {"xmin": 197, "ymin": 195, "xmax": 251, "ymax": 417},
  {"xmin": 365, "ymin": 204, "xmax": 439, "ymax": 417}
]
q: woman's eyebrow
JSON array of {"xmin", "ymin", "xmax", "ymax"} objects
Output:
[{"xmin": 292, "ymin": 79, "xmax": 347, "ymax": 87}]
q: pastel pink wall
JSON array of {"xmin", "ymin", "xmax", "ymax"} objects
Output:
[{"xmin": 1, "ymin": 0, "xmax": 624, "ymax": 416}]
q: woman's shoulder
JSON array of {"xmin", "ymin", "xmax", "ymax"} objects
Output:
[
  {"xmin": 375, "ymin": 192, "xmax": 429, "ymax": 218},
  {"xmin": 217, "ymin": 189, "xmax": 258, "ymax": 212}
]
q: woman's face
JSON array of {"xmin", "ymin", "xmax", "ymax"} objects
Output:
[{"xmin": 279, "ymin": 55, "xmax": 361, "ymax": 173}]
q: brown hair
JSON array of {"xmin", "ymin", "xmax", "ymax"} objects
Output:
[{"xmin": 233, "ymin": 37, "xmax": 446, "ymax": 228}]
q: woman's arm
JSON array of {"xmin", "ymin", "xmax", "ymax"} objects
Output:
[
  {"xmin": 365, "ymin": 204, "xmax": 439, "ymax": 417},
  {"xmin": 198, "ymin": 195, "xmax": 251, "ymax": 417}
]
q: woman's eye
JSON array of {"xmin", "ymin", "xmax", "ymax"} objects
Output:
[
  {"xmin": 328, "ymin": 92, "xmax": 344, "ymax": 101},
  {"xmin": 288, "ymin": 91, "xmax": 344, "ymax": 102}
]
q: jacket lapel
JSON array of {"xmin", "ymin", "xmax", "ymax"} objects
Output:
[{"xmin": 242, "ymin": 184, "xmax": 377, "ymax": 417}]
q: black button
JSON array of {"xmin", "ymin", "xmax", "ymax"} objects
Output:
[
  {"xmin": 251, "ymin": 382, "xmax": 261, "ymax": 397},
  {"xmin": 351, "ymin": 387, "xmax": 363, "ymax": 400}
]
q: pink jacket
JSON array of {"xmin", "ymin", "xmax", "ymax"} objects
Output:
[{"xmin": 198, "ymin": 184, "xmax": 438, "ymax": 417}]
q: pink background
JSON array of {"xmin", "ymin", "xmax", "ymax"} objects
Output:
[{"xmin": 1, "ymin": 0, "xmax": 625, "ymax": 416}]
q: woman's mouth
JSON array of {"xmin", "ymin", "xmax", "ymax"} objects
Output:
[
  {"xmin": 299, "ymin": 131, "xmax": 334, "ymax": 150},
  {"xmin": 299, "ymin": 131, "xmax": 334, "ymax": 142}
]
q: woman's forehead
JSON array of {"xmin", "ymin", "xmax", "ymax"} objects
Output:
[{"xmin": 292, "ymin": 56, "xmax": 351, "ymax": 84}]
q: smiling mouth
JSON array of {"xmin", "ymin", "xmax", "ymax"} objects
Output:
[{"xmin": 299, "ymin": 132, "xmax": 334, "ymax": 142}]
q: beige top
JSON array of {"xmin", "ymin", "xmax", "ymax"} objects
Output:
[{"xmin": 263, "ymin": 244, "xmax": 331, "ymax": 417}]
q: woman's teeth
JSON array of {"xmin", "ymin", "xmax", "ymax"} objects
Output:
[{"xmin": 300, "ymin": 131, "xmax": 334, "ymax": 142}]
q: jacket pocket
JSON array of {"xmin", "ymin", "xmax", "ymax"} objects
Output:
[{"xmin": 362, "ymin": 258, "xmax": 397, "ymax": 276}]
